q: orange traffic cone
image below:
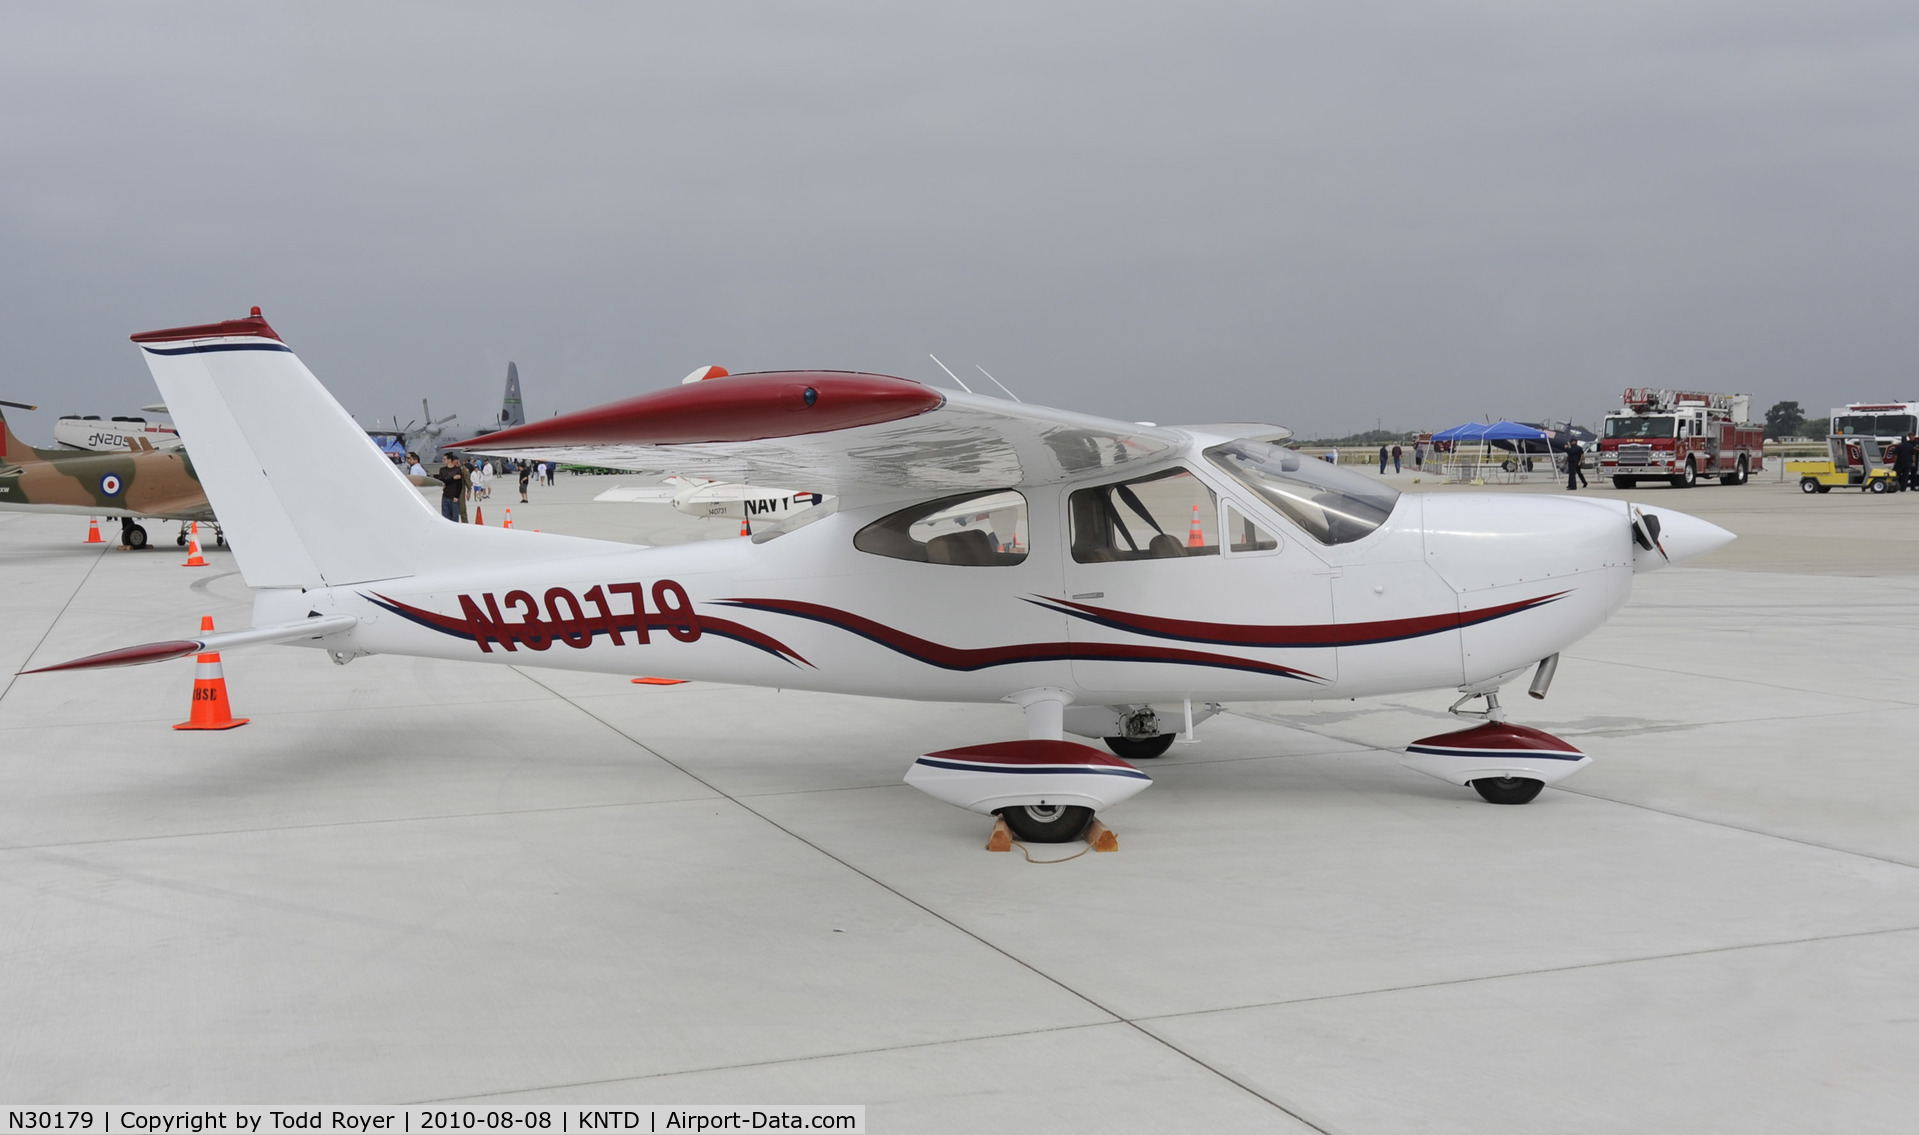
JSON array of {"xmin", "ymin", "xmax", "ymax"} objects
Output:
[
  {"xmin": 1187, "ymin": 504, "xmax": 1205, "ymax": 548},
  {"xmin": 182, "ymin": 521, "xmax": 208, "ymax": 567},
  {"xmin": 475, "ymin": 506, "xmax": 484, "ymax": 526},
  {"xmin": 503, "ymin": 508, "xmax": 512, "ymax": 529},
  {"xmin": 174, "ymin": 616, "xmax": 248, "ymax": 730},
  {"xmin": 86, "ymin": 517, "xmax": 103, "ymax": 544},
  {"xmin": 740, "ymin": 517, "xmax": 751, "ymax": 537}
]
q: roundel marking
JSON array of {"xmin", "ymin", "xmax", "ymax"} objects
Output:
[{"xmin": 99, "ymin": 473, "xmax": 123, "ymax": 496}]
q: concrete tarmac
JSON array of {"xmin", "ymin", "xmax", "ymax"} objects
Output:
[{"xmin": 2, "ymin": 472, "xmax": 1916, "ymax": 1131}]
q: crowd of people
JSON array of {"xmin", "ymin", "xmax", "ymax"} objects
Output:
[{"xmin": 390, "ymin": 451, "xmax": 559, "ymax": 522}]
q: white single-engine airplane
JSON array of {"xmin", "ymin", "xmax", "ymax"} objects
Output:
[{"xmin": 24, "ymin": 309, "xmax": 1734, "ymax": 843}]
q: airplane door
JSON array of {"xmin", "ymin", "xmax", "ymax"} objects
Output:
[{"xmin": 1057, "ymin": 467, "xmax": 1336, "ymax": 700}]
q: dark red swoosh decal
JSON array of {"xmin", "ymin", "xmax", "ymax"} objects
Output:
[
  {"xmin": 1022, "ymin": 591, "xmax": 1568, "ymax": 648},
  {"xmin": 713, "ymin": 598, "xmax": 1325, "ymax": 682},
  {"xmin": 365, "ymin": 593, "xmax": 810, "ymax": 667}
]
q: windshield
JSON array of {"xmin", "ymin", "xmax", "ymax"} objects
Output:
[
  {"xmin": 1604, "ymin": 416, "xmax": 1675, "ymax": 439},
  {"xmin": 1202, "ymin": 440, "xmax": 1398, "ymax": 545},
  {"xmin": 1836, "ymin": 414, "xmax": 1917, "ymax": 437}
]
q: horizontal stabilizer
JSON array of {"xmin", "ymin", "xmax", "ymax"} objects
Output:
[{"xmin": 21, "ymin": 614, "xmax": 358, "ymax": 673}]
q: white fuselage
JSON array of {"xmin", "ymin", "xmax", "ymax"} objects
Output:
[
  {"xmin": 52, "ymin": 416, "xmax": 183, "ymax": 452},
  {"xmin": 263, "ymin": 444, "xmax": 1660, "ymax": 710}
]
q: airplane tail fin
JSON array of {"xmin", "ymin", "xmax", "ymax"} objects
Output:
[
  {"xmin": 131, "ymin": 309, "xmax": 608, "ymax": 590},
  {"xmin": 0, "ymin": 406, "xmax": 39, "ymax": 463},
  {"xmin": 501, "ymin": 362, "xmax": 525, "ymax": 429}
]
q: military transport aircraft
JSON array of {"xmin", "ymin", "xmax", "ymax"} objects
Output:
[
  {"xmin": 0, "ymin": 402, "xmax": 215, "ymax": 548},
  {"xmin": 22, "ymin": 309, "xmax": 1734, "ymax": 844}
]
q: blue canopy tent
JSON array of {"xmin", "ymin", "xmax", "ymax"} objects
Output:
[
  {"xmin": 1430, "ymin": 421, "xmax": 1554, "ymax": 479},
  {"xmin": 1430, "ymin": 420, "xmax": 1550, "ymax": 444}
]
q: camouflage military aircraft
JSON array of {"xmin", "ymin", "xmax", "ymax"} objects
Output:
[{"xmin": 0, "ymin": 402, "xmax": 215, "ymax": 548}]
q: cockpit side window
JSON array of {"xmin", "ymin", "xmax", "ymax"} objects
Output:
[
  {"xmin": 854, "ymin": 490, "xmax": 1029, "ymax": 566},
  {"xmin": 1203, "ymin": 439, "xmax": 1398, "ymax": 545},
  {"xmin": 1068, "ymin": 467, "xmax": 1217, "ymax": 563}
]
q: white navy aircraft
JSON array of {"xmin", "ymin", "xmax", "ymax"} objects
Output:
[{"xmin": 24, "ymin": 309, "xmax": 1733, "ymax": 844}]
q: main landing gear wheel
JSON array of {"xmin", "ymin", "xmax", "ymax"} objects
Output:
[
  {"xmin": 121, "ymin": 521, "xmax": 148, "ymax": 549},
  {"xmin": 1612, "ymin": 476, "xmax": 1636, "ymax": 489},
  {"xmin": 1105, "ymin": 734, "xmax": 1176, "ymax": 760},
  {"xmin": 1472, "ymin": 776, "xmax": 1545, "ymax": 805},
  {"xmin": 996, "ymin": 803, "xmax": 1095, "ymax": 843},
  {"xmin": 175, "ymin": 529, "xmax": 188, "ymax": 547}
]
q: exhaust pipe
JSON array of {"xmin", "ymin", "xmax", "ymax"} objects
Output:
[{"xmin": 1527, "ymin": 653, "xmax": 1560, "ymax": 700}]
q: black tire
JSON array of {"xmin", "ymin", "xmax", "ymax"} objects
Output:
[
  {"xmin": 124, "ymin": 523, "xmax": 148, "ymax": 549},
  {"xmin": 1105, "ymin": 734, "xmax": 1176, "ymax": 760},
  {"xmin": 1816, "ymin": 484, "xmax": 1831, "ymax": 493},
  {"xmin": 1612, "ymin": 476, "xmax": 1636, "ymax": 489},
  {"xmin": 1671, "ymin": 462, "xmax": 1697, "ymax": 488},
  {"xmin": 1870, "ymin": 478, "xmax": 1888, "ymax": 494},
  {"xmin": 215, "ymin": 531, "xmax": 226, "ymax": 547},
  {"xmin": 996, "ymin": 803, "xmax": 1094, "ymax": 843},
  {"xmin": 1472, "ymin": 777, "xmax": 1545, "ymax": 805},
  {"xmin": 1720, "ymin": 461, "xmax": 1748, "ymax": 486},
  {"xmin": 1501, "ymin": 458, "xmax": 1518, "ymax": 473},
  {"xmin": 1800, "ymin": 477, "xmax": 1821, "ymax": 494}
]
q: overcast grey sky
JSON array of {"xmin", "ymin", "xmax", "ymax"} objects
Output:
[{"xmin": 3, "ymin": 1, "xmax": 1915, "ymax": 443}]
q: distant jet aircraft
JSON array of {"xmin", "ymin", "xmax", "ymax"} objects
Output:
[
  {"xmin": 596, "ymin": 475, "xmax": 830, "ymax": 524},
  {"xmin": 0, "ymin": 401, "xmax": 214, "ymax": 547}
]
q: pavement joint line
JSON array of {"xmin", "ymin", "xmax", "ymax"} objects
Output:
[
  {"xmin": 510, "ymin": 665, "xmax": 1329, "ymax": 1132},
  {"xmin": 1225, "ymin": 713, "xmax": 1919, "ymax": 869},
  {"xmin": 0, "ymin": 791, "xmax": 730, "ymax": 854},
  {"xmin": 1552, "ymin": 784, "xmax": 1919, "ymax": 870},
  {"xmin": 1562, "ymin": 655, "xmax": 1919, "ymax": 710},
  {"xmin": 5, "ymin": 846, "xmax": 475, "ymax": 940},
  {"xmin": 0, "ymin": 541, "xmax": 110, "ymax": 707},
  {"xmin": 413, "ymin": 1020, "xmax": 1120, "ymax": 1104},
  {"xmin": 1127, "ymin": 921, "xmax": 1919, "ymax": 1027}
]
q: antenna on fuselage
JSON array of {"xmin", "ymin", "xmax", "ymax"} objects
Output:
[
  {"xmin": 927, "ymin": 354, "xmax": 973, "ymax": 393},
  {"xmin": 975, "ymin": 366, "xmax": 1022, "ymax": 403}
]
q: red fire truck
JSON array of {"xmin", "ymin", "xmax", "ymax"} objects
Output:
[{"xmin": 1595, "ymin": 388, "xmax": 1765, "ymax": 488}]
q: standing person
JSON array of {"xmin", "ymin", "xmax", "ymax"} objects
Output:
[
  {"xmin": 1378, "ymin": 444, "xmax": 1389, "ymax": 474},
  {"xmin": 434, "ymin": 454, "xmax": 467, "ymax": 521},
  {"xmin": 470, "ymin": 459, "xmax": 487, "ymax": 501},
  {"xmin": 545, "ymin": 460, "xmax": 556, "ymax": 487},
  {"xmin": 517, "ymin": 460, "xmax": 532, "ymax": 503},
  {"xmin": 1564, "ymin": 439, "xmax": 1586, "ymax": 490},
  {"xmin": 1414, "ymin": 440, "xmax": 1426, "ymax": 470},
  {"xmin": 1391, "ymin": 443, "xmax": 1402, "ymax": 473},
  {"xmin": 406, "ymin": 452, "xmax": 426, "ymax": 478},
  {"xmin": 1327, "ymin": 446, "xmax": 1339, "ymax": 466},
  {"xmin": 1893, "ymin": 435, "xmax": 1915, "ymax": 490}
]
